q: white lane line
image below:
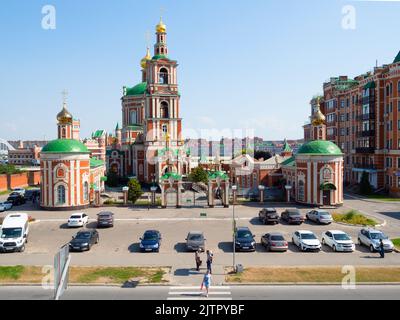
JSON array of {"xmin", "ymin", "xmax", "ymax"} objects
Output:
[
  {"xmin": 36, "ymin": 218, "xmax": 252, "ymax": 222},
  {"xmin": 170, "ymin": 286, "xmax": 230, "ymax": 290},
  {"xmin": 169, "ymin": 291, "xmax": 231, "ymax": 296},
  {"xmin": 167, "ymin": 297, "xmax": 233, "ymax": 301}
]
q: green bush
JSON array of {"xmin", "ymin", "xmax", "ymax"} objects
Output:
[
  {"xmin": 0, "ymin": 164, "xmax": 21, "ymax": 175},
  {"xmin": 127, "ymin": 178, "xmax": 143, "ymax": 204},
  {"xmin": 188, "ymin": 166, "xmax": 208, "ymax": 184}
]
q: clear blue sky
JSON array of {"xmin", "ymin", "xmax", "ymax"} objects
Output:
[{"xmin": 1, "ymin": 0, "xmax": 400, "ymax": 141}]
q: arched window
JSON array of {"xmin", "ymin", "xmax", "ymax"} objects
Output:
[
  {"xmin": 162, "ymin": 124, "xmax": 168, "ymax": 134},
  {"xmin": 159, "ymin": 68, "xmax": 169, "ymax": 84},
  {"xmin": 130, "ymin": 110, "xmax": 138, "ymax": 125},
  {"xmin": 298, "ymin": 180, "xmax": 305, "ymax": 202},
  {"xmin": 57, "ymin": 185, "xmax": 66, "ymax": 204},
  {"xmin": 83, "ymin": 182, "xmax": 89, "ymax": 201},
  {"xmin": 160, "ymin": 101, "xmax": 169, "ymax": 118}
]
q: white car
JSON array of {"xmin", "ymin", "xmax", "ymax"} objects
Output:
[
  {"xmin": 0, "ymin": 202, "xmax": 13, "ymax": 211},
  {"xmin": 67, "ymin": 213, "xmax": 89, "ymax": 228},
  {"xmin": 292, "ymin": 230, "xmax": 321, "ymax": 252},
  {"xmin": 321, "ymin": 230, "xmax": 355, "ymax": 252},
  {"xmin": 11, "ymin": 188, "xmax": 26, "ymax": 196},
  {"xmin": 306, "ymin": 210, "xmax": 333, "ymax": 224}
]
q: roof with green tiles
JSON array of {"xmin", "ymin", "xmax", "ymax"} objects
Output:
[
  {"xmin": 297, "ymin": 140, "xmax": 343, "ymax": 156},
  {"xmin": 92, "ymin": 130, "xmax": 105, "ymax": 138},
  {"xmin": 42, "ymin": 139, "xmax": 90, "ymax": 154},
  {"xmin": 394, "ymin": 51, "xmax": 400, "ymax": 64},
  {"xmin": 90, "ymin": 158, "xmax": 105, "ymax": 168},
  {"xmin": 126, "ymin": 124, "xmax": 144, "ymax": 131},
  {"xmin": 281, "ymin": 156, "xmax": 295, "ymax": 167},
  {"xmin": 152, "ymin": 54, "xmax": 169, "ymax": 60},
  {"xmin": 282, "ymin": 140, "xmax": 292, "ymax": 153},
  {"xmin": 125, "ymin": 82, "xmax": 147, "ymax": 96},
  {"xmin": 160, "ymin": 172, "xmax": 182, "ymax": 181},
  {"xmin": 208, "ymin": 171, "xmax": 229, "ymax": 180}
]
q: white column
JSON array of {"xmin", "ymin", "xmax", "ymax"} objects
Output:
[
  {"xmin": 48, "ymin": 161, "xmax": 53, "ymax": 207},
  {"xmin": 76, "ymin": 161, "xmax": 81, "ymax": 205},
  {"xmin": 307, "ymin": 162, "xmax": 311, "ymax": 203},
  {"xmin": 70, "ymin": 161, "xmax": 75, "ymax": 206},
  {"xmin": 43, "ymin": 161, "xmax": 47, "ymax": 206},
  {"xmin": 313, "ymin": 162, "xmax": 318, "ymax": 205}
]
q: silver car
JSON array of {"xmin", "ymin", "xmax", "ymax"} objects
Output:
[
  {"xmin": 185, "ymin": 231, "xmax": 206, "ymax": 252},
  {"xmin": 306, "ymin": 210, "xmax": 333, "ymax": 225},
  {"xmin": 358, "ymin": 228, "xmax": 394, "ymax": 253}
]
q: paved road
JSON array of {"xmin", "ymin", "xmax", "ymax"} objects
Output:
[{"xmin": 0, "ymin": 285, "xmax": 399, "ymax": 300}]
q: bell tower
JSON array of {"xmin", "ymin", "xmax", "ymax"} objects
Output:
[
  {"xmin": 311, "ymin": 98, "xmax": 327, "ymax": 141},
  {"xmin": 56, "ymin": 91, "xmax": 74, "ymax": 139}
]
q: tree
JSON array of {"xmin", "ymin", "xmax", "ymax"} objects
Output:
[
  {"xmin": 106, "ymin": 171, "xmax": 120, "ymax": 188},
  {"xmin": 127, "ymin": 178, "xmax": 143, "ymax": 204},
  {"xmin": 0, "ymin": 164, "xmax": 21, "ymax": 175},
  {"xmin": 359, "ymin": 171, "xmax": 373, "ymax": 195},
  {"xmin": 254, "ymin": 151, "xmax": 272, "ymax": 161},
  {"xmin": 188, "ymin": 166, "xmax": 209, "ymax": 184}
]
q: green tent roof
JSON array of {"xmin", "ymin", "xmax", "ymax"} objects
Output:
[
  {"xmin": 282, "ymin": 140, "xmax": 292, "ymax": 153},
  {"xmin": 90, "ymin": 158, "xmax": 105, "ymax": 168},
  {"xmin": 364, "ymin": 81, "xmax": 376, "ymax": 90},
  {"xmin": 125, "ymin": 82, "xmax": 147, "ymax": 96},
  {"xmin": 394, "ymin": 51, "xmax": 400, "ymax": 64},
  {"xmin": 42, "ymin": 139, "xmax": 89, "ymax": 154},
  {"xmin": 152, "ymin": 54, "xmax": 169, "ymax": 61},
  {"xmin": 297, "ymin": 140, "xmax": 343, "ymax": 156}
]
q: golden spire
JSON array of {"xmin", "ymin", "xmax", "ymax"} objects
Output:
[
  {"xmin": 140, "ymin": 47, "xmax": 151, "ymax": 69},
  {"xmin": 156, "ymin": 17, "xmax": 166, "ymax": 33},
  {"xmin": 312, "ymin": 97, "xmax": 326, "ymax": 126}
]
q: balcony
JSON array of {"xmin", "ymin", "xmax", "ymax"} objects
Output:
[
  {"xmin": 355, "ymin": 147, "xmax": 375, "ymax": 154},
  {"xmin": 357, "ymin": 113, "xmax": 376, "ymax": 121},
  {"xmin": 352, "ymin": 163, "xmax": 378, "ymax": 170},
  {"xmin": 356, "ymin": 130, "xmax": 376, "ymax": 138}
]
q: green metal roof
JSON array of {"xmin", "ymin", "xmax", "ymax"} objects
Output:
[
  {"xmin": 42, "ymin": 139, "xmax": 90, "ymax": 154},
  {"xmin": 208, "ymin": 171, "xmax": 228, "ymax": 180},
  {"xmin": 297, "ymin": 140, "xmax": 343, "ymax": 156},
  {"xmin": 126, "ymin": 125, "xmax": 144, "ymax": 131},
  {"xmin": 115, "ymin": 123, "xmax": 120, "ymax": 131},
  {"xmin": 161, "ymin": 172, "xmax": 182, "ymax": 181},
  {"xmin": 281, "ymin": 156, "xmax": 295, "ymax": 167},
  {"xmin": 282, "ymin": 140, "xmax": 292, "ymax": 153},
  {"xmin": 125, "ymin": 82, "xmax": 147, "ymax": 96},
  {"xmin": 152, "ymin": 54, "xmax": 169, "ymax": 60},
  {"xmin": 158, "ymin": 148, "xmax": 179, "ymax": 156},
  {"xmin": 90, "ymin": 158, "xmax": 105, "ymax": 168},
  {"xmin": 394, "ymin": 51, "xmax": 400, "ymax": 63}
]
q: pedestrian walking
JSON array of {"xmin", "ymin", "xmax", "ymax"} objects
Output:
[
  {"xmin": 206, "ymin": 250, "xmax": 213, "ymax": 274},
  {"xmin": 379, "ymin": 239, "xmax": 385, "ymax": 258},
  {"xmin": 195, "ymin": 250, "xmax": 202, "ymax": 271},
  {"xmin": 201, "ymin": 270, "xmax": 212, "ymax": 297}
]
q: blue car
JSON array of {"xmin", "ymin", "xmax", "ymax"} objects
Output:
[{"xmin": 140, "ymin": 230, "xmax": 162, "ymax": 252}]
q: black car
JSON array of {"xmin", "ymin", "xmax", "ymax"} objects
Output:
[
  {"xmin": 7, "ymin": 194, "xmax": 26, "ymax": 206},
  {"xmin": 281, "ymin": 209, "xmax": 305, "ymax": 225},
  {"xmin": 140, "ymin": 230, "xmax": 162, "ymax": 252},
  {"xmin": 97, "ymin": 211, "xmax": 114, "ymax": 228},
  {"xmin": 69, "ymin": 230, "xmax": 99, "ymax": 252},
  {"xmin": 258, "ymin": 208, "xmax": 279, "ymax": 225},
  {"xmin": 235, "ymin": 227, "xmax": 256, "ymax": 252},
  {"xmin": 24, "ymin": 189, "xmax": 40, "ymax": 201}
]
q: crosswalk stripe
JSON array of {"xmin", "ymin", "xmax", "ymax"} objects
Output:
[
  {"xmin": 167, "ymin": 297, "xmax": 233, "ymax": 301},
  {"xmin": 169, "ymin": 292, "xmax": 231, "ymax": 296}
]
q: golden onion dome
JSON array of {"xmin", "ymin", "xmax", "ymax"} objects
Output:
[
  {"xmin": 140, "ymin": 47, "xmax": 151, "ymax": 69},
  {"xmin": 57, "ymin": 104, "xmax": 73, "ymax": 123},
  {"xmin": 156, "ymin": 17, "xmax": 166, "ymax": 33},
  {"xmin": 312, "ymin": 102, "xmax": 326, "ymax": 126}
]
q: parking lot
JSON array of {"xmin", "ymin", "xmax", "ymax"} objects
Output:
[{"xmin": 1, "ymin": 196, "xmax": 399, "ymax": 269}]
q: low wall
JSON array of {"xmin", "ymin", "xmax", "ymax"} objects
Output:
[
  {"xmin": 0, "ymin": 175, "xmax": 7, "ymax": 192},
  {"xmin": 8, "ymin": 173, "xmax": 29, "ymax": 190},
  {"xmin": 0, "ymin": 171, "xmax": 41, "ymax": 192}
]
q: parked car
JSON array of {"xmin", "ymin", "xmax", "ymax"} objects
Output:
[
  {"xmin": 261, "ymin": 232, "xmax": 288, "ymax": 252},
  {"xmin": 281, "ymin": 209, "xmax": 305, "ymax": 225},
  {"xmin": 6, "ymin": 194, "xmax": 26, "ymax": 206},
  {"xmin": 69, "ymin": 230, "xmax": 99, "ymax": 252},
  {"xmin": 24, "ymin": 189, "xmax": 40, "ymax": 201},
  {"xmin": 140, "ymin": 230, "xmax": 162, "ymax": 252},
  {"xmin": 185, "ymin": 231, "xmax": 206, "ymax": 252},
  {"xmin": 0, "ymin": 201, "xmax": 13, "ymax": 211},
  {"xmin": 306, "ymin": 210, "xmax": 333, "ymax": 225},
  {"xmin": 235, "ymin": 227, "xmax": 256, "ymax": 252},
  {"xmin": 292, "ymin": 230, "xmax": 321, "ymax": 252},
  {"xmin": 0, "ymin": 204, "xmax": 4, "ymax": 212},
  {"xmin": 97, "ymin": 211, "xmax": 114, "ymax": 228},
  {"xmin": 67, "ymin": 213, "xmax": 89, "ymax": 228},
  {"xmin": 11, "ymin": 188, "xmax": 25, "ymax": 196},
  {"xmin": 0, "ymin": 213, "xmax": 29, "ymax": 253},
  {"xmin": 258, "ymin": 208, "xmax": 279, "ymax": 225},
  {"xmin": 358, "ymin": 228, "xmax": 394, "ymax": 253},
  {"xmin": 321, "ymin": 230, "xmax": 355, "ymax": 252}
]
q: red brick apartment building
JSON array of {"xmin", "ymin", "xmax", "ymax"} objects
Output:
[{"xmin": 304, "ymin": 51, "xmax": 400, "ymax": 197}]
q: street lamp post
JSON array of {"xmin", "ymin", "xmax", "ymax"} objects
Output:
[{"xmin": 231, "ymin": 184, "xmax": 237, "ymax": 272}]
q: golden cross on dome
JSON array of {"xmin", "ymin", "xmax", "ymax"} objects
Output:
[
  {"xmin": 145, "ymin": 30, "xmax": 151, "ymax": 48},
  {"xmin": 160, "ymin": 6, "xmax": 166, "ymax": 19},
  {"xmin": 61, "ymin": 89, "xmax": 68, "ymax": 105}
]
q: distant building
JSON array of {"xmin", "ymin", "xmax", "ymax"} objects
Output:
[{"xmin": 8, "ymin": 142, "xmax": 41, "ymax": 166}]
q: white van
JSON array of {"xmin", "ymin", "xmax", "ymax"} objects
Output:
[{"xmin": 0, "ymin": 213, "xmax": 29, "ymax": 253}]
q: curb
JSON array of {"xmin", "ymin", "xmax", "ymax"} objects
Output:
[
  {"xmin": 225, "ymin": 282, "xmax": 400, "ymax": 286},
  {"xmin": 333, "ymin": 220, "xmax": 386, "ymax": 228},
  {"xmin": 0, "ymin": 282, "xmax": 171, "ymax": 287},
  {"xmin": 345, "ymin": 193, "xmax": 400, "ymax": 205}
]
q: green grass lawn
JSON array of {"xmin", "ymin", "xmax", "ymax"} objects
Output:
[
  {"xmin": 0, "ymin": 266, "xmax": 25, "ymax": 280},
  {"xmin": 392, "ymin": 239, "xmax": 400, "ymax": 250},
  {"xmin": 332, "ymin": 210, "xmax": 377, "ymax": 226}
]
